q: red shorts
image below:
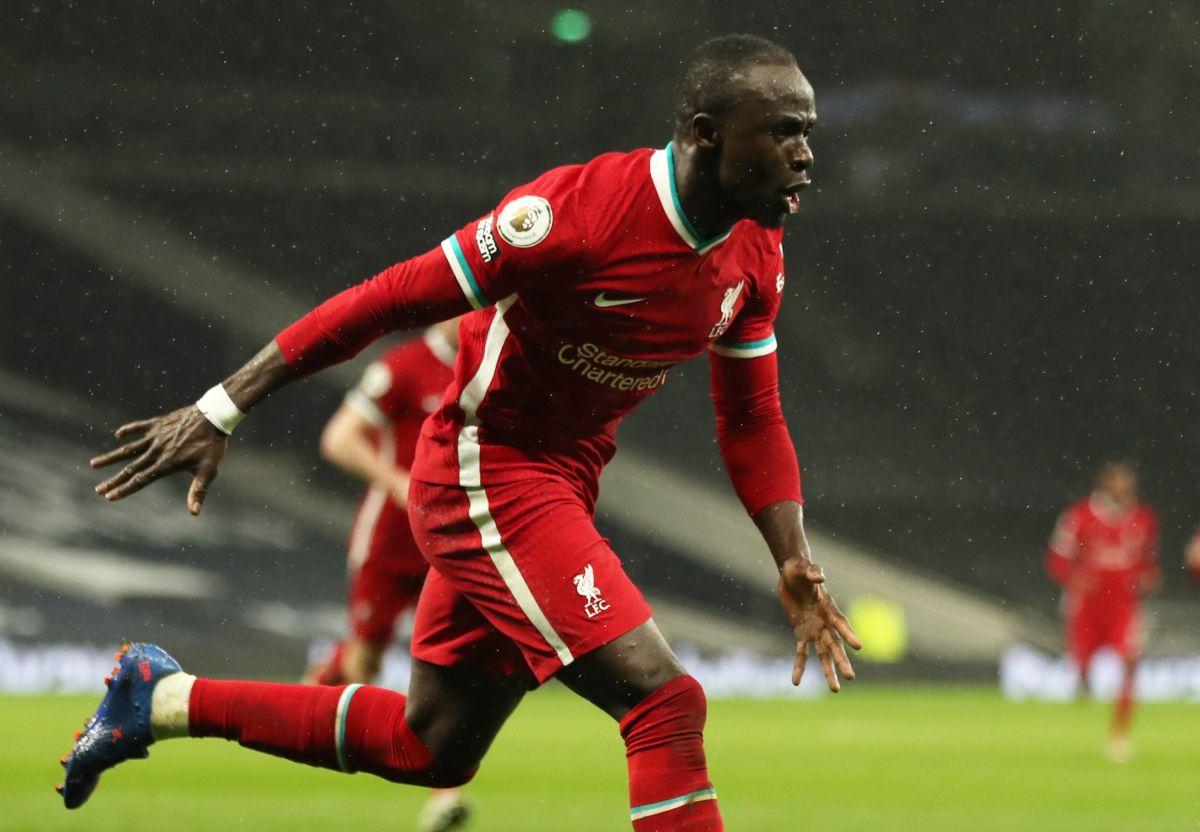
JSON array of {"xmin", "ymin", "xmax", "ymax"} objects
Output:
[
  {"xmin": 1067, "ymin": 598, "xmax": 1141, "ymax": 666},
  {"xmin": 345, "ymin": 492, "xmax": 429, "ymax": 646},
  {"xmin": 407, "ymin": 476, "xmax": 653, "ymax": 683}
]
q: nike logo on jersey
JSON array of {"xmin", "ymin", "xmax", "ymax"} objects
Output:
[{"xmin": 594, "ymin": 292, "xmax": 646, "ymax": 308}]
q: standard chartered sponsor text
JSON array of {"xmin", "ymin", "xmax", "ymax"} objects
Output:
[{"xmin": 557, "ymin": 342, "xmax": 671, "ymax": 392}]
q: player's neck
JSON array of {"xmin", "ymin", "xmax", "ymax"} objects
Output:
[
  {"xmin": 671, "ymin": 141, "xmax": 739, "ymax": 241},
  {"xmin": 1090, "ymin": 491, "xmax": 1136, "ymax": 516}
]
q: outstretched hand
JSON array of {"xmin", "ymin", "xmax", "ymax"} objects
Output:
[
  {"xmin": 779, "ymin": 560, "xmax": 862, "ymax": 692},
  {"xmin": 90, "ymin": 406, "xmax": 228, "ymax": 515}
]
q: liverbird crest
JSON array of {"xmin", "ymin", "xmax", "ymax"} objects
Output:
[{"xmin": 573, "ymin": 564, "xmax": 602, "ymax": 603}]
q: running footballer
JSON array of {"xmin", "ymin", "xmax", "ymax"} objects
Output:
[{"xmin": 66, "ymin": 35, "xmax": 860, "ymax": 831}]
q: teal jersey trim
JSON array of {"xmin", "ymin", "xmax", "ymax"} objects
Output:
[
  {"xmin": 334, "ymin": 683, "xmax": 364, "ymax": 772},
  {"xmin": 630, "ymin": 787, "xmax": 718, "ymax": 820},
  {"xmin": 710, "ymin": 333, "xmax": 778, "ymax": 359},
  {"xmin": 665, "ymin": 142, "xmax": 733, "ymax": 253},
  {"xmin": 448, "ymin": 236, "xmax": 489, "ymax": 307},
  {"xmin": 718, "ymin": 334, "xmax": 776, "ymax": 350}
]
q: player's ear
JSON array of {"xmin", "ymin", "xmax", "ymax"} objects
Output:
[{"xmin": 690, "ymin": 113, "xmax": 720, "ymax": 150}]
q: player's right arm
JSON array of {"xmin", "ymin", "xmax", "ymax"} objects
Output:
[
  {"xmin": 320, "ymin": 401, "xmax": 410, "ymax": 509},
  {"xmin": 319, "ymin": 347, "xmax": 433, "ymax": 508},
  {"xmin": 91, "ymin": 169, "xmax": 588, "ymax": 515},
  {"xmin": 89, "ymin": 247, "xmax": 472, "ymax": 514}
]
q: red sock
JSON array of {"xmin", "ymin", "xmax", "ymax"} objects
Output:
[
  {"xmin": 188, "ymin": 680, "xmax": 470, "ymax": 787},
  {"xmin": 619, "ymin": 675, "xmax": 722, "ymax": 831}
]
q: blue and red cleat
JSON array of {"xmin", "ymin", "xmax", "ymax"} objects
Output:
[{"xmin": 56, "ymin": 642, "xmax": 182, "ymax": 809}]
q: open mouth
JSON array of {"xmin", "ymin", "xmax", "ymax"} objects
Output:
[{"xmin": 781, "ymin": 179, "xmax": 810, "ymax": 215}]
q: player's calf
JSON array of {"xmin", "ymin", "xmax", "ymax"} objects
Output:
[
  {"xmin": 58, "ymin": 643, "xmax": 484, "ymax": 810},
  {"xmin": 620, "ymin": 675, "xmax": 722, "ymax": 831},
  {"xmin": 187, "ymin": 678, "xmax": 476, "ymax": 786}
]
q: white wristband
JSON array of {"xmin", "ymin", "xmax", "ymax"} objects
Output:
[{"xmin": 195, "ymin": 385, "xmax": 246, "ymax": 436}]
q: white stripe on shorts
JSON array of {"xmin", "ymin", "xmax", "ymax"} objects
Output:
[{"xmin": 453, "ymin": 297, "xmax": 574, "ymax": 668}]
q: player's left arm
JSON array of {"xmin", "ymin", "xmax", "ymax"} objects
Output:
[
  {"xmin": 709, "ymin": 349, "xmax": 860, "ymax": 692},
  {"xmin": 707, "ymin": 249, "xmax": 860, "ymax": 692}
]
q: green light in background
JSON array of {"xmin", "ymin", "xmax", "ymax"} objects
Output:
[{"xmin": 551, "ymin": 9, "xmax": 592, "ymax": 43}]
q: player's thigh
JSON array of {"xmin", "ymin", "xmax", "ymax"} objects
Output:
[
  {"xmin": 405, "ymin": 567, "xmax": 532, "ymax": 766},
  {"xmin": 556, "ymin": 618, "xmax": 687, "ymax": 721},
  {"xmin": 347, "ymin": 568, "xmax": 406, "ymax": 646},
  {"xmin": 405, "ymin": 660, "xmax": 528, "ymax": 770},
  {"xmin": 405, "ymin": 563, "xmax": 533, "ymax": 756},
  {"xmin": 1068, "ymin": 612, "xmax": 1101, "ymax": 659},
  {"xmin": 1111, "ymin": 604, "xmax": 1143, "ymax": 662}
]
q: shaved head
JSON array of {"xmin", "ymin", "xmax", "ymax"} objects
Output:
[{"xmin": 674, "ymin": 34, "xmax": 800, "ymax": 139}]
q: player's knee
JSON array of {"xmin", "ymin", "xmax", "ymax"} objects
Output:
[
  {"xmin": 619, "ymin": 674, "xmax": 708, "ymax": 750},
  {"xmin": 423, "ymin": 763, "xmax": 478, "ymax": 789},
  {"xmin": 412, "ymin": 720, "xmax": 492, "ymax": 780},
  {"xmin": 418, "ymin": 742, "xmax": 485, "ymax": 788}
]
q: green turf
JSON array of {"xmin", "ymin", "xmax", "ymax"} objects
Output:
[{"xmin": 6, "ymin": 686, "xmax": 1199, "ymax": 831}]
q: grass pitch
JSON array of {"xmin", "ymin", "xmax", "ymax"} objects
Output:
[{"xmin": 5, "ymin": 686, "xmax": 1198, "ymax": 831}]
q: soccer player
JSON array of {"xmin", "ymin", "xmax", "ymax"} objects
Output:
[
  {"xmin": 68, "ymin": 35, "xmax": 861, "ymax": 830},
  {"xmin": 308, "ymin": 321, "xmax": 458, "ymax": 687},
  {"xmin": 1046, "ymin": 459, "xmax": 1160, "ymax": 762},
  {"xmin": 307, "ymin": 318, "xmax": 469, "ymax": 832}
]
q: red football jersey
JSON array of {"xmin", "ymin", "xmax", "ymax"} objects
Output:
[
  {"xmin": 413, "ymin": 144, "xmax": 786, "ymax": 499},
  {"xmin": 1046, "ymin": 495, "xmax": 1160, "ymax": 605},
  {"xmin": 346, "ymin": 327, "xmax": 457, "ymax": 470},
  {"xmin": 343, "ymin": 328, "xmax": 456, "ymax": 570}
]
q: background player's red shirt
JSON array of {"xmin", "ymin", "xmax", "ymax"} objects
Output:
[
  {"xmin": 343, "ymin": 328, "xmax": 456, "ymax": 572},
  {"xmin": 1046, "ymin": 495, "xmax": 1160, "ymax": 607}
]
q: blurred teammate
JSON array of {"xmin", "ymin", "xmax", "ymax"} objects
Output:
[
  {"xmin": 307, "ymin": 319, "xmax": 468, "ymax": 832},
  {"xmin": 68, "ymin": 35, "xmax": 861, "ymax": 830},
  {"xmin": 1186, "ymin": 525, "xmax": 1200, "ymax": 581},
  {"xmin": 1046, "ymin": 460, "xmax": 1159, "ymax": 761},
  {"xmin": 308, "ymin": 321, "xmax": 457, "ymax": 687}
]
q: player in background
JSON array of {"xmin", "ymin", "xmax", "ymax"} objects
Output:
[
  {"xmin": 1185, "ymin": 525, "xmax": 1200, "ymax": 581},
  {"xmin": 306, "ymin": 318, "xmax": 468, "ymax": 832},
  {"xmin": 68, "ymin": 35, "xmax": 861, "ymax": 830},
  {"xmin": 308, "ymin": 320, "xmax": 457, "ymax": 687},
  {"xmin": 1046, "ymin": 460, "xmax": 1160, "ymax": 762}
]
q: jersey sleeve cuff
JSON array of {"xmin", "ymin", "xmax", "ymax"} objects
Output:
[
  {"xmin": 709, "ymin": 333, "xmax": 778, "ymax": 359},
  {"xmin": 741, "ymin": 485, "xmax": 804, "ymax": 517},
  {"xmin": 345, "ymin": 389, "xmax": 388, "ymax": 427},
  {"xmin": 440, "ymin": 236, "xmax": 489, "ymax": 310}
]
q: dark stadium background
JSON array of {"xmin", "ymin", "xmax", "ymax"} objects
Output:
[{"xmin": 1, "ymin": 1, "xmax": 1196, "ymax": 677}]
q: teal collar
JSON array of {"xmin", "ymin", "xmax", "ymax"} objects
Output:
[{"xmin": 649, "ymin": 142, "xmax": 733, "ymax": 255}]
